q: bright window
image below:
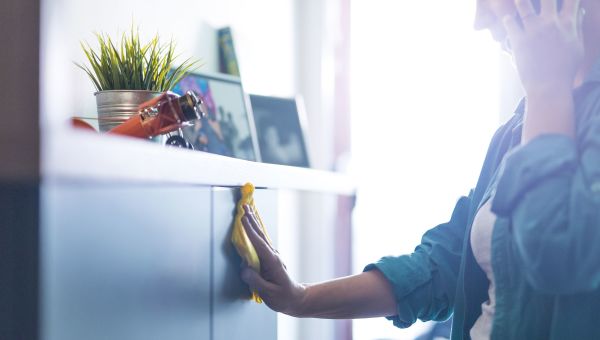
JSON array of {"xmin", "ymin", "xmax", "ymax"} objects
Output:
[{"xmin": 350, "ymin": 1, "xmax": 501, "ymax": 339}]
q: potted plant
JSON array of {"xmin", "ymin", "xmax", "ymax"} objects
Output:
[{"xmin": 76, "ymin": 28, "xmax": 199, "ymax": 132}]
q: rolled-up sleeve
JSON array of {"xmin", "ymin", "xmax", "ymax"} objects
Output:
[
  {"xmin": 492, "ymin": 109, "xmax": 600, "ymax": 294},
  {"xmin": 364, "ymin": 195, "xmax": 470, "ymax": 328}
]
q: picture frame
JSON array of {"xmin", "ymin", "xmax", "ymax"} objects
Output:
[
  {"xmin": 172, "ymin": 71, "xmax": 261, "ymax": 162},
  {"xmin": 248, "ymin": 94, "xmax": 311, "ymax": 168}
]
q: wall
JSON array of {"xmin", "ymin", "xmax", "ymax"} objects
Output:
[
  {"xmin": 0, "ymin": 0, "xmax": 39, "ymax": 180},
  {"xmin": 0, "ymin": 2, "xmax": 40, "ymax": 338},
  {"xmin": 41, "ymin": 0, "xmax": 344, "ymax": 171},
  {"xmin": 40, "ymin": 0, "xmax": 297, "ymax": 130}
]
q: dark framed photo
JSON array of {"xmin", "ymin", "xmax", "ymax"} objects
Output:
[
  {"xmin": 249, "ymin": 94, "xmax": 310, "ymax": 168},
  {"xmin": 172, "ymin": 71, "xmax": 260, "ymax": 162}
]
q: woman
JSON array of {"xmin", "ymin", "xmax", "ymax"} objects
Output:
[{"xmin": 240, "ymin": 0, "xmax": 600, "ymax": 338}]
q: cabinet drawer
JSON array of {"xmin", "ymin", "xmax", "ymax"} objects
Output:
[{"xmin": 42, "ymin": 183, "xmax": 211, "ymax": 340}]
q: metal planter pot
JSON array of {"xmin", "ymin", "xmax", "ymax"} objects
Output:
[{"xmin": 95, "ymin": 90, "xmax": 162, "ymax": 132}]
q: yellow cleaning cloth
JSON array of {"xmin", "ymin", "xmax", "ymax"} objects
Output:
[{"xmin": 231, "ymin": 182, "xmax": 274, "ymax": 303}]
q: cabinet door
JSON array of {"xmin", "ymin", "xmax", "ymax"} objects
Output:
[
  {"xmin": 42, "ymin": 183, "xmax": 211, "ymax": 340},
  {"xmin": 212, "ymin": 187, "xmax": 278, "ymax": 340}
]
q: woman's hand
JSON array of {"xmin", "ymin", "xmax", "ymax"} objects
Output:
[
  {"xmin": 503, "ymin": 0, "xmax": 585, "ymax": 93},
  {"xmin": 240, "ymin": 205, "xmax": 307, "ymax": 316},
  {"xmin": 503, "ymin": 0, "xmax": 584, "ymax": 142}
]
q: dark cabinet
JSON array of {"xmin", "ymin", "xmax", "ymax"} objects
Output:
[
  {"xmin": 212, "ymin": 187, "xmax": 278, "ymax": 340},
  {"xmin": 42, "ymin": 183, "xmax": 212, "ymax": 340}
]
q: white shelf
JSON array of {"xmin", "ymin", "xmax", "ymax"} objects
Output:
[{"xmin": 43, "ymin": 130, "xmax": 355, "ymax": 195}]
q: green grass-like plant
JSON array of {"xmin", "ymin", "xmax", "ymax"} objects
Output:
[{"xmin": 76, "ymin": 28, "xmax": 199, "ymax": 92}]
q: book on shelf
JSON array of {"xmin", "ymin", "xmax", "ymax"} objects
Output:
[{"xmin": 218, "ymin": 27, "xmax": 241, "ymax": 77}]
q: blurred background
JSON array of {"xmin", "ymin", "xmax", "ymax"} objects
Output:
[{"xmin": 40, "ymin": 0, "xmax": 524, "ymax": 339}]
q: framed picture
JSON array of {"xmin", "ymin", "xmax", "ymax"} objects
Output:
[
  {"xmin": 172, "ymin": 71, "xmax": 260, "ymax": 162},
  {"xmin": 249, "ymin": 94, "xmax": 311, "ymax": 168}
]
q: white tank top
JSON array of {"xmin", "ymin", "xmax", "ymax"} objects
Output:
[{"xmin": 469, "ymin": 199, "xmax": 497, "ymax": 340}]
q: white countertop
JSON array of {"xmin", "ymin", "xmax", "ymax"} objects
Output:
[{"xmin": 42, "ymin": 130, "xmax": 355, "ymax": 195}]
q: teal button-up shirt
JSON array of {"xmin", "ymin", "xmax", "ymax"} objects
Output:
[{"xmin": 365, "ymin": 61, "xmax": 600, "ymax": 339}]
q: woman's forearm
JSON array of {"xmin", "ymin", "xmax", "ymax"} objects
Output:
[
  {"xmin": 240, "ymin": 207, "xmax": 397, "ymax": 319},
  {"xmin": 291, "ymin": 269, "xmax": 397, "ymax": 319}
]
